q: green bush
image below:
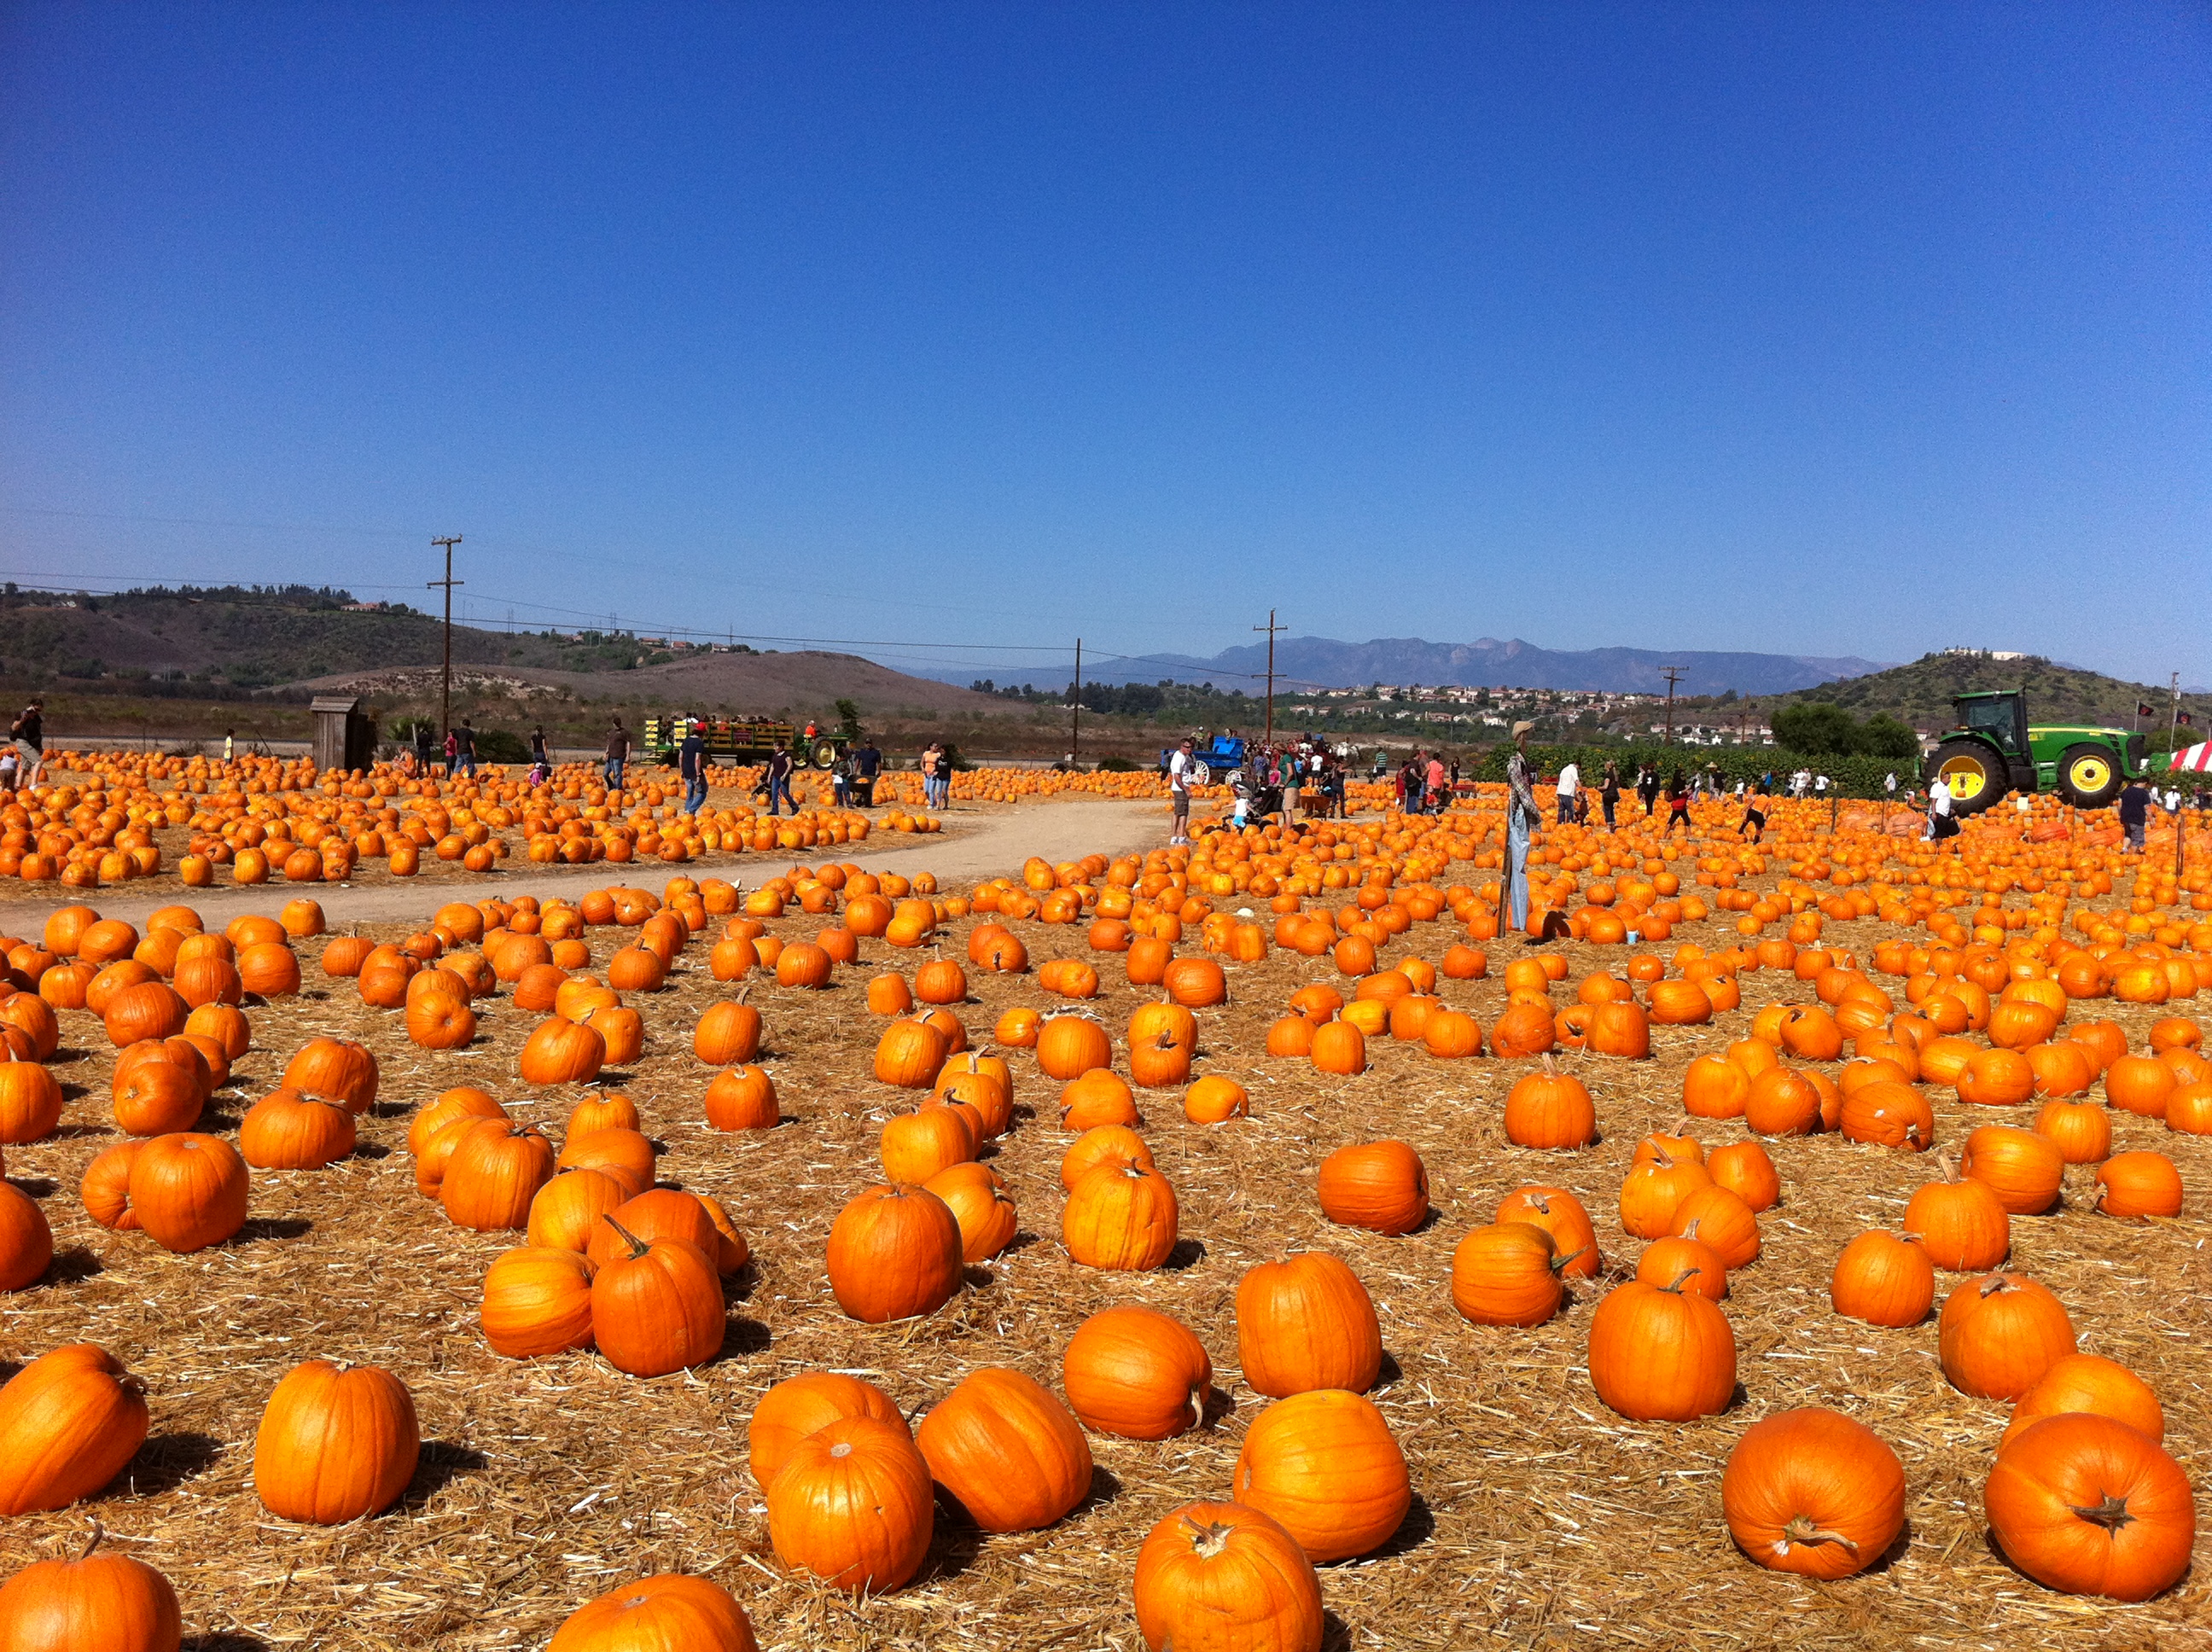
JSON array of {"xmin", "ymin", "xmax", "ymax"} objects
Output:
[
  {"xmin": 1772, "ymin": 701, "xmax": 1921, "ymax": 759},
  {"xmin": 1475, "ymin": 743, "xmax": 1919, "ymax": 799},
  {"xmin": 476, "ymin": 729, "xmax": 530, "ymax": 765}
]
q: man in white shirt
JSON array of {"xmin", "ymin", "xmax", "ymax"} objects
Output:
[
  {"xmin": 1167, "ymin": 737, "xmax": 1195, "ymax": 844},
  {"xmin": 1928, "ymin": 776, "xmax": 1958, "ymax": 841},
  {"xmin": 1555, "ymin": 759, "xmax": 1580, "ymax": 824}
]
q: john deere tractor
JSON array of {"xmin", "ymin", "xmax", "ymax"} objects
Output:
[{"xmin": 1929, "ymin": 690, "xmax": 2148, "ymax": 817}]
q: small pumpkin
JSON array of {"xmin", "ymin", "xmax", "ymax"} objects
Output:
[
  {"xmin": 1061, "ymin": 1305, "xmax": 1212, "ymax": 1440},
  {"xmin": 765, "ymin": 1415, "xmax": 934, "ymax": 1594},
  {"xmin": 480, "ymin": 1246, "xmax": 597, "ymax": 1358},
  {"xmin": 1132, "ymin": 1501, "xmax": 1323, "ymax": 1652},
  {"xmin": 1231, "ymin": 1389, "xmax": 1411, "ymax": 1563},
  {"xmin": 544, "ymin": 1575, "xmax": 758, "ymax": 1652},
  {"xmin": 1937, "ymin": 1272, "xmax": 2075, "ymax": 1399},
  {"xmin": 1984, "ymin": 1413, "xmax": 2194, "ymax": 1601},
  {"xmin": 1586, "ymin": 1273, "xmax": 1737, "ymax": 1422},
  {"xmin": 0, "ymin": 1344, "xmax": 149, "ymax": 1515},
  {"xmin": 1316, "ymin": 1140, "xmax": 1429, "ymax": 1235},
  {"xmin": 0, "ymin": 1527, "xmax": 181, "ymax": 1652},
  {"xmin": 253, "ymin": 1359, "xmax": 420, "ymax": 1523},
  {"xmin": 826, "ymin": 1184, "xmax": 963, "ymax": 1323},
  {"xmin": 917, "ymin": 1368, "xmax": 1093, "ymax": 1533},
  {"xmin": 589, "ymin": 1220, "xmax": 725, "ymax": 1377},
  {"xmin": 1235, "ymin": 1253, "xmax": 1382, "ymax": 1398},
  {"xmin": 1722, "ymin": 1408, "xmax": 1906, "ymax": 1579}
]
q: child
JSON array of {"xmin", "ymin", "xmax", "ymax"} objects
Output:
[
  {"xmin": 0, "ymin": 748, "xmax": 16, "ymax": 792},
  {"xmin": 1231, "ymin": 768, "xmax": 1253, "ymax": 829}
]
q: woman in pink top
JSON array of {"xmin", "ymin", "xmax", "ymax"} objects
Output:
[{"xmin": 1425, "ymin": 753, "xmax": 1448, "ymax": 813}]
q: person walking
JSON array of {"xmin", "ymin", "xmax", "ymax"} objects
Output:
[
  {"xmin": 830, "ymin": 748, "xmax": 853, "ymax": 808},
  {"xmin": 442, "ymin": 727, "xmax": 457, "ymax": 777},
  {"xmin": 452, "ymin": 719, "xmax": 478, "ymax": 778},
  {"xmin": 1555, "ymin": 756, "xmax": 1580, "ymax": 825},
  {"xmin": 1425, "ymin": 750, "xmax": 1448, "ymax": 817},
  {"xmin": 1168, "ymin": 736, "xmax": 1196, "ymax": 844},
  {"xmin": 2118, "ymin": 777, "xmax": 2152, "ymax": 852},
  {"xmin": 765, "ymin": 742, "xmax": 796, "ymax": 817},
  {"xmin": 1505, "ymin": 723, "xmax": 1540, "ymax": 935},
  {"xmin": 851, "ymin": 736, "xmax": 881, "ymax": 806},
  {"xmin": 9, "ymin": 698, "xmax": 44, "ymax": 790},
  {"xmin": 603, "ymin": 718, "xmax": 630, "ymax": 790},
  {"xmin": 223, "ymin": 728, "xmax": 235, "ymax": 763},
  {"xmin": 412, "ymin": 719, "xmax": 433, "ymax": 776},
  {"xmin": 1665, "ymin": 766, "xmax": 1691, "ymax": 835},
  {"xmin": 1927, "ymin": 774, "xmax": 1959, "ymax": 841},
  {"xmin": 1738, "ymin": 788, "xmax": 1767, "ymax": 843},
  {"xmin": 529, "ymin": 726, "xmax": 550, "ymax": 784},
  {"xmin": 1637, "ymin": 762, "xmax": 1660, "ymax": 817},
  {"xmin": 921, "ymin": 741, "xmax": 948, "ymax": 809},
  {"xmin": 1599, "ymin": 760, "xmax": 1621, "ymax": 829},
  {"xmin": 678, "ymin": 718, "xmax": 708, "ymax": 815}
]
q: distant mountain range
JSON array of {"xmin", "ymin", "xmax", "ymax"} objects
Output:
[{"xmin": 1067, "ymin": 636, "xmax": 1899, "ymax": 696}]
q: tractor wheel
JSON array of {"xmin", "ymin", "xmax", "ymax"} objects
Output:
[
  {"xmin": 2056, "ymin": 743, "xmax": 2124, "ymax": 810},
  {"xmin": 809, "ymin": 741, "xmax": 840, "ymax": 770},
  {"xmin": 1190, "ymin": 762, "xmax": 1212, "ymax": 788},
  {"xmin": 1930, "ymin": 739, "xmax": 2007, "ymax": 816}
]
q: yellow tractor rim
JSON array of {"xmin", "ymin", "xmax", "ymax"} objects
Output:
[
  {"xmin": 2066, "ymin": 753, "xmax": 2112, "ymax": 793},
  {"xmin": 1939, "ymin": 755, "xmax": 1990, "ymax": 800}
]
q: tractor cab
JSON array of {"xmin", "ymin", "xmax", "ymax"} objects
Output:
[{"xmin": 1954, "ymin": 690, "xmax": 2029, "ymax": 759}]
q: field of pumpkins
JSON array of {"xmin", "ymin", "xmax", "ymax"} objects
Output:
[{"xmin": 0, "ymin": 784, "xmax": 2203, "ymax": 1649}]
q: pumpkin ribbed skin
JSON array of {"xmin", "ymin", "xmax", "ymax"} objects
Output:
[
  {"xmin": 1453, "ymin": 1222, "xmax": 1573, "ymax": 1324},
  {"xmin": 1062, "ymin": 1305, "xmax": 1212, "ymax": 1440},
  {"xmin": 1586, "ymin": 1277, "xmax": 1737, "ymax": 1422},
  {"xmin": 1231, "ymin": 1389, "xmax": 1411, "ymax": 1562},
  {"xmin": 1235, "ymin": 1253, "xmax": 1381, "ymax": 1397},
  {"xmin": 1132, "ymin": 1500, "xmax": 1323, "ymax": 1652},
  {"xmin": 590, "ymin": 1227, "xmax": 724, "ymax": 1377},
  {"xmin": 480, "ymin": 1247, "xmax": 596, "ymax": 1358},
  {"xmin": 545, "ymin": 1574, "xmax": 759, "ymax": 1652},
  {"xmin": 1494, "ymin": 1186, "xmax": 1602, "ymax": 1279},
  {"xmin": 0, "ymin": 1180, "xmax": 55, "ymax": 1292},
  {"xmin": 917, "ymin": 1368, "xmax": 1093, "ymax": 1533},
  {"xmin": 748, "ymin": 1373, "xmax": 906, "ymax": 1491},
  {"xmin": 826, "ymin": 1184, "xmax": 963, "ymax": 1323},
  {"xmin": 1721, "ymin": 1409, "xmax": 1906, "ymax": 1579},
  {"xmin": 0, "ymin": 1537, "xmax": 182, "ymax": 1652},
  {"xmin": 2003, "ymin": 1354, "xmax": 2164, "ymax": 1447},
  {"xmin": 0, "ymin": 1345, "xmax": 149, "ymax": 1515},
  {"xmin": 1830, "ymin": 1231, "xmax": 1935, "ymax": 1328},
  {"xmin": 1985, "ymin": 1414, "xmax": 2195, "ymax": 1601},
  {"xmin": 253, "ymin": 1359, "xmax": 420, "ymax": 1524},
  {"xmin": 1316, "ymin": 1140, "xmax": 1429, "ymax": 1235},
  {"xmin": 128, "ymin": 1133, "xmax": 248, "ymax": 1254},
  {"xmin": 765, "ymin": 1415, "xmax": 934, "ymax": 1594},
  {"xmin": 1062, "ymin": 1162, "xmax": 1179, "ymax": 1271},
  {"xmin": 1937, "ymin": 1272, "xmax": 2075, "ymax": 1399}
]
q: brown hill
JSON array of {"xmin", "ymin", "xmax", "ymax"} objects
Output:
[{"xmin": 295, "ymin": 651, "xmax": 1008, "ymax": 719}]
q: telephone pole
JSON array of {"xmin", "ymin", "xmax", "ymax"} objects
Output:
[
  {"xmin": 428, "ymin": 537, "xmax": 463, "ymax": 740},
  {"xmin": 1254, "ymin": 608, "xmax": 1285, "ymax": 744},
  {"xmin": 1070, "ymin": 637, "xmax": 1082, "ymax": 766},
  {"xmin": 2172, "ymin": 673, "xmax": 2186, "ymax": 881},
  {"xmin": 1661, "ymin": 666, "xmax": 1685, "ymax": 745}
]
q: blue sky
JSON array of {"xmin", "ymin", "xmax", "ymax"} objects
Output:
[{"xmin": 2, "ymin": 3, "xmax": 2205, "ymax": 689}]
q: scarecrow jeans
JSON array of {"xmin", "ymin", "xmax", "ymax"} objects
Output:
[{"xmin": 1506, "ymin": 808, "xmax": 1531, "ymax": 932}]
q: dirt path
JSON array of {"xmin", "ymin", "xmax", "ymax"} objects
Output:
[{"xmin": 29, "ymin": 797, "xmax": 1174, "ymax": 930}]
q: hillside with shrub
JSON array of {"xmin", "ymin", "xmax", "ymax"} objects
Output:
[{"xmin": 1750, "ymin": 652, "xmax": 2209, "ymax": 739}]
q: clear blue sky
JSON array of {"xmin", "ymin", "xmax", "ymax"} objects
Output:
[{"xmin": 3, "ymin": 3, "xmax": 2205, "ymax": 688}]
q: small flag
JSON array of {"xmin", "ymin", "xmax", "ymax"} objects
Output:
[{"xmin": 2137, "ymin": 702, "xmax": 2156, "ymax": 718}]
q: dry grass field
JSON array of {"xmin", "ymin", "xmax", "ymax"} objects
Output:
[{"xmin": 0, "ymin": 805, "xmax": 2206, "ymax": 1651}]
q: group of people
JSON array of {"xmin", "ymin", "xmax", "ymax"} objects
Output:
[
  {"xmin": 1166, "ymin": 733, "xmax": 1353, "ymax": 845},
  {"xmin": 1391, "ymin": 749, "xmax": 1462, "ymax": 816}
]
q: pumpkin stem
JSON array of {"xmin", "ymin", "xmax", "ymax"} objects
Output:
[
  {"xmin": 1660, "ymin": 1267, "xmax": 1703, "ymax": 1295},
  {"xmin": 2067, "ymin": 1494, "xmax": 2137, "ymax": 1532},
  {"xmin": 602, "ymin": 1216, "xmax": 649, "ymax": 1259},
  {"xmin": 1179, "ymin": 1515, "xmax": 1231, "ymax": 1557},
  {"xmin": 1779, "ymin": 1515, "xmax": 1860, "ymax": 1552},
  {"xmin": 1550, "ymin": 1243, "xmax": 1590, "ymax": 1274},
  {"xmin": 80, "ymin": 1519, "xmax": 106, "ymax": 1562}
]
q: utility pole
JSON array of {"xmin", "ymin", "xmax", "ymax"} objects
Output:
[
  {"xmin": 428, "ymin": 537, "xmax": 463, "ymax": 741},
  {"xmin": 1069, "ymin": 638, "xmax": 1082, "ymax": 766},
  {"xmin": 1661, "ymin": 666, "xmax": 1684, "ymax": 745},
  {"xmin": 2172, "ymin": 673, "xmax": 2186, "ymax": 881},
  {"xmin": 1254, "ymin": 608, "xmax": 1285, "ymax": 745}
]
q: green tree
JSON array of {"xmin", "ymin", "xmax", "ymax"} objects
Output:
[
  {"xmin": 1771, "ymin": 702, "xmax": 1863, "ymax": 755},
  {"xmin": 835, "ymin": 698, "xmax": 865, "ymax": 742},
  {"xmin": 1859, "ymin": 713, "xmax": 1921, "ymax": 760}
]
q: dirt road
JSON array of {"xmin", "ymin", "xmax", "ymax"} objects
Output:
[{"xmin": 26, "ymin": 797, "xmax": 1173, "ymax": 930}]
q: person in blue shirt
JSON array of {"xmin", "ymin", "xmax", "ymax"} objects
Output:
[
  {"xmin": 2117, "ymin": 779, "xmax": 2154, "ymax": 852},
  {"xmin": 851, "ymin": 739, "xmax": 881, "ymax": 807},
  {"xmin": 678, "ymin": 717, "xmax": 708, "ymax": 815}
]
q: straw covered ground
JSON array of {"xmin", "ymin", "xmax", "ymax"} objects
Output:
[{"xmin": 0, "ymin": 859, "xmax": 2207, "ymax": 1650}]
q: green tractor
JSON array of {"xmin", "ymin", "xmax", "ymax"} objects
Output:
[{"xmin": 1929, "ymin": 689, "xmax": 2149, "ymax": 817}]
